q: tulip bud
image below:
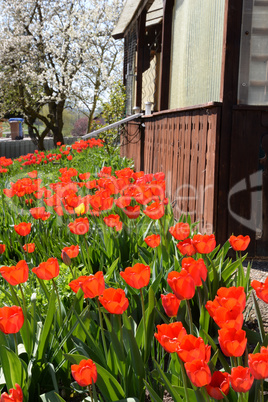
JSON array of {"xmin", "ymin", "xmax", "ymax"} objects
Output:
[{"xmin": 62, "ymin": 250, "xmax": 71, "ymax": 266}]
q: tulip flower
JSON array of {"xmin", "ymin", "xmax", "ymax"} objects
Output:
[
  {"xmin": 0, "ymin": 383, "xmax": 23, "ymax": 402},
  {"xmin": 144, "ymin": 234, "xmax": 161, "ymax": 248},
  {"xmin": 218, "ymin": 328, "xmax": 247, "ymax": 357},
  {"xmin": 0, "ymin": 306, "xmax": 24, "ymax": 334},
  {"xmin": 71, "ymin": 359, "xmax": 97, "ymax": 387},
  {"xmin": 154, "ymin": 322, "xmax": 187, "ymax": 353},
  {"xmin": 22, "ymin": 243, "xmax": 35, "ymax": 253},
  {"xmin": 176, "ymin": 238, "xmax": 196, "ymax": 256},
  {"xmin": 216, "ymin": 286, "xmax": 246, "ymax": 312},
  {"xmin": 169, "ymin": 222, "xmax": 190, "ymax": 240},
  {"xmin": 61, "ymin": 245, "xmax": 79, "ymax": 259},
  {"xmin": 0, "ymin": 260, "xmax": 29, "ymax": 286},
  {"xmin": 251, "ymin": 277, "xmax": 268, "ymax": 304},
  {"xmin": 32, "ymin": 257, "xmax": 59, "ymax": 280},
  {"xmin": 103, "ymin": 214, "xmax": 121, "ymax": 227},
  {"xmin": 205, "ymin": 371, "xmax": 230, "ymax": 400},
  {"xmin": 80, "ymin": 272, "xmax": 105, "ymax": 298},
  {"xmin": 124, "ymin": 205, "xmax": 140, "ymax": 219},
  {"xmin": 120, "ymin": 263, "xmax": 150, "ymax": 289},
  {"xmin": 181, "ymin": 257, "xmax": 207, "ymax": 286},
  {"xmin": 69, "ymin": 276, "xmax": 88, "ymax": 296},
  {"xmin": 79, "ymin": 172, "xmax": 91, "ymax": 180},
  {"xmin": 68, "ymin": 217, "xmax": 89, "ymax": 235},
  {"xmin": 229, "ymin": 235, "xmax": 250, "ymax": 251},
  {"xmin": 98, "ymin": 288, "xmax": 129, "ymax": 314},
  {"xmin": 176, "ymin": 334, "xmax": 211, "ymax": 363},
  {"xmin": 229, "ymin": 366, "xmax": 254, "ymax": 393},
  {"xmin": 0, "ymin": 244, "xmax": 6, "ymax": 254},
  {"xmin": 167, "ymin": 269, "xmax": 195, "ymax": 300},
  {"xmin": 30, "ymin": 206, "xmax": 50, "ymax": 220},
  {"xmin": 14, "ymin": 222, "xmax": 31, "ymax": 236},
  {"xmin": 144, "ymin": 201, "xmax": 164, "ymax": 219},
  {"xmin": 185, "ymin": 359, "xmax": 211, "ymax": 387},
  {"xmin": 248, "ymin": 346, "xmax": 268, "ymax": 379},
  {"xmin": 161, "ymin": 293, "xmax": 180, "ymax": 317},
  {"xmin": 192, "ymin": 234, "xmax": 216, "ymax": 254}
]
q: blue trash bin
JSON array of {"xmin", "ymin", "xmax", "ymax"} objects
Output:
[{"xmin": 8, "ymin": 118, "xmax": 24, "ymax": 140}]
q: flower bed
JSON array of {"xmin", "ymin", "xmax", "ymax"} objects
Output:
[{"xmin": 0, "ymin": 140, "xmax": 267, "ymax": 401}]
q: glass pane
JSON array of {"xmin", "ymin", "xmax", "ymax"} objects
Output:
[
  {"xmin": 169, "ymin": 0, "xmax": 225, "ymax": 109},
  {"xmin": 238, "ymin": 0, "xmax": 268, "ymax": 105}
]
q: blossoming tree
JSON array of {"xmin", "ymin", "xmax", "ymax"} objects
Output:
[{"xmin": 0, "ymin": 0, "xmax": 124, "ymax": 149}]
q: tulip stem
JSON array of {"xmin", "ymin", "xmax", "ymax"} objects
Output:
[
  {"xmin": 260, "ymin": 379, "xmax": 264, "ymax": 402},
  {"xmin": 178, "ymin": 356, "xmax": 190, "ymax": 402},
  {"xmin": 186, "ymin": 299, "xmax": 193, "ymax": 335},
  {"xmin": 19, "ymin": 284, "xmax": 31, "ymax": 355},
  {"xmin": 140, "ymin": 289, "xmax": 147, "ymax": 360},
  {"xmin": 88, "ymin": 385, "xmax": 93, "ymax": 402},
  {"xmin": 13, "ymin": 333, "xmax": 18, "ymax": 355},
  {"xmin": 97, "ymin": 299, "xmax": 108, "ymax": 359},
  {"xmin": 52, "ymin": 279, "xmax": 62, "ymax": 326}
]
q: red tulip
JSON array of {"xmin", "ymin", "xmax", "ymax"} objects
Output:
[
  {"xmin": 14, "ymin": 222, "xmax": 31, "ymax": 236},
  {"xmin": 144, "ymin": 234, "xmax": 160, "ymax": 248},
  {"xmin": 120, "ymin": 263, "xmax": 150, "ymax": 289},
  {"xmin": 32, "ymin": 257, "xmax": 59, "ymax": 280},
  {"xmin": 0, "ymin": 260, "xmax": 29, "ymax": 286},
  {"xmin": 79, "ymin": 172, "xmax": 91, "ymax": 180},
  {"xmin": 169, "ymin": 222, "xmax": 190, "ymax": 240},
  {"xmin": 161, "ymin": 293, "xmax": 180, "ymax": 317},
  {"xmin": 0, "ymin": 306, "xmax": 24, "ymax": 334},
  {"xmin": 144, "ymin": 201, "xmax": 164, "ymax": 220},
  {"xmin": 229, "ymin": 235, "xmax": 250, "ymax": 251},
  {"xmin": 71, "ymin": 359, "xmax": 97, "ymax": 387},
  {"xmin": 0, "ymin": 244, "xmax": 6, "ymax": 254},
  {"xmin": 103, "ymin": 214, "xmax": 121, "ymax": 227},
  {"xmin": 30, "ymin": 206, "xmax": 51, "ymax": 220},
  {"xmin": 218, "ymin": 328, "xmax": 247, "ymax": 357},
  {"xmin": 216, "ymin": 286, "xmax": 246, "ymax": 312},
  {"xmin": 80, "ymin": 272, "xmax": 105, "ymax": 298},
  {"xmin": 185, "ymin": 359, "xmax": 211, "ymax": 387},
  {"xmin": 22, "ymin": 243, "xmax": 35, "ymax": 253},
  {"xmin": 229, "ymin": 366, "xmax": 254, "ymax": 393},
  {"xmin": 68, "ymin": 217, "xmax": 89, "ymax": 235},
  {"xmin": 248, "ymin": 346, "xmax": 268, "ymax": 380},
  {"xmin": 251, "ymin": 277, "xmax": 268, "ymax": 304},
  {"xmin": 167, "ymin": 269, "xmax": 195, "ymax": 300},
  {"xmin": 98, "ymin": 288, "xmax": 129, "ymax": 314},
  {"xmin": 154, "ymin": 322, "xmax": 187, "ymax": 353},
  {"xmin": 176, "ymin": 239, "xmax": 196, "ymax": 256},
  {"xmin": 124, "ymin": 205, "xmax": 140, "ymax": 219},
  {"xmin": 205, "ymin": 371, "xmax": 230, "ymax": 400},
  {"xmin": 28, "ymin": 170, "xmax": 38, "ymax": 178},
  {"xmin": 176, "ymin": 334, "xmax": 211, "ymax": 363},
  {"xmin": 69, "ymin": 276, "xmax": 88, "ymax": 296},
  {"xmin": 181, "ymin": 257, "xmax": 207, "ymax": 286},
  {"xmin": 61, "ymin": 245, "xmax": 79, "ymax": 259},
  {"xmin": 0, "ymin": 383, "xmax": 23, "ymax": 402},
  {"xmin": 192, "ymin": 234, "xmax": 216, "ymax": 254}
]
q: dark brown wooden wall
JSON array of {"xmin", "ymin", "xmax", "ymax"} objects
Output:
[
  {"xmin": 121, "ymin": 104, "xmax": 222, "ymax": 234},
  {"xmin": 228, "ymin": 106, "xmax": 268, "ymax": 257}
]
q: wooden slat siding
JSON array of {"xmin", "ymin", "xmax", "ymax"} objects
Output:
[
  {"xmin": 171, "ymin": 117, "xmax": 179, "ymax": 207},
  {"xmin": 182, "ymin": 113, "xmax": 191, "ymax": 218},
  {"xmin": 204, "ymin": 111, "xmax": 218, "ymax": 234},
  {"xmin": 121, "ymin": 106, "xmax": 221, "ymax": 233},
  {"xmin": 188, "ymin": 112, "xmax": 199, "ymax": 223},
  {"xmin": 176, "ymin": 114, "xmax": 185, "ymax": 218}
]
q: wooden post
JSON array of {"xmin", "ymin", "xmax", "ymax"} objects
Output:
[
  {"xmin": 159, "ymin": 0, "xmax": 174, "ymax": 111},
  {"xmin": 216, "ymin": 0, "xmax": 243, "ymax": 245}
]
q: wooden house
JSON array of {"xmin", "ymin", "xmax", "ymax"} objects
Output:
[{"xmin": 113, "ymin": 0, "xmax": 268, "ymax": 257}]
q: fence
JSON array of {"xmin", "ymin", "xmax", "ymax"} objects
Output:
[
  {"xmin": 0, "ymin": 137, "xmax": 77, "ymax": 159},
  {"xmin": 121, "ymin": 103, "xmax": 222, "ymax": 234}
]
